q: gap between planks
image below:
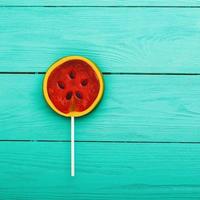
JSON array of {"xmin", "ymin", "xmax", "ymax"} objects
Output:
[
  {"xmin": 1, "ymin": 140, "xmax": 200, "ymax": 144},
  {"xmin": 1, "ymin": 72, "xmax": 200, "ymax": 76},
  {"xmin": 1, "ymin": 6, "xmax": 200, "ymax": 8}
]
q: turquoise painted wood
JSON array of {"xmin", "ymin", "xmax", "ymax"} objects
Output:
[
  {"xmin": 0, "ymin": 2, "xmax": 200, "ymax": 200},
  {"xmin": 0, "ymin": 0, "xmax": 200, "ymax": 6},
  {"xmin": 1, "ymin": 142, "xmax": 200, "ymax": 199},
  {"xmin": 1, "ymin": 8, "xmax": 200, "ymax": 72},
  {"xmin": 1, "ymin": 74, "xmax": 200, "ymax": 141}
]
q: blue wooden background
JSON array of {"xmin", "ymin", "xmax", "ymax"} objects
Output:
[{"xmin": 1, "ymin": 1, "xmax": 200, "ymax": 199}]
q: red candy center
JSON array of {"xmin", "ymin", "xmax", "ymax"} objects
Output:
[{"xmin": 47, "ymin": 59, "xmax": 100, "ymax": 114}]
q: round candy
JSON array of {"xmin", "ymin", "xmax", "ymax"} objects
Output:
[{"xmin": 43, "ymin": 56, "xmax": 104, "ymax": 117}]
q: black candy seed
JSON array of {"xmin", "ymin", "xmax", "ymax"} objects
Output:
[
  {"xmin": 57, "ymin": 81, "xmax": 65, "ymax": 89},
  {"xmin": 66, "ymin": 91, "xmax": 73, "ymax": 100},
  {"xmin": 69, "ymin": 71, "xmax": 75, "ymax": 79},
  {"xmin": 76, "ymin": 91, "xmax": 83, "ymax": 99},
  {"xmin": 81, "ymin": 79, "xmax": 88, "ymax": 86}
]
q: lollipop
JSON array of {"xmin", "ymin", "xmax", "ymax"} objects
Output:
[{"xmin": 43, "ymin": 56, "xmax": 104, "ymax": 176}]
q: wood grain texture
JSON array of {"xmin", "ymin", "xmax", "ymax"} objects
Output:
[
  {"xmin": 1, "ymin": 8, "xmax": 200, "ymax": 73},
  {"xmin": 0, "ymin": 0, "xmax": 200, "ymax": 6},
  {"xmin": 0, "ymin": 142, "xmax": 200, "ymax": 200},
  {"xmin": 1, "ymin": 74, "xmax": 200, "ymax": 141},
  {"xmin": 0, "ymin": 4, "xmax": 200, "ymax": 200}
]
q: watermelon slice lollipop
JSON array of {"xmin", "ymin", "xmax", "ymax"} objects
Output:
[{"xmin": 43, "ymin": 56, "xmax": 104, "ymax": 176}]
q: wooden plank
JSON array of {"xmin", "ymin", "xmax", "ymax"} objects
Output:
[
  {"xmin": 1, "ymin": 74, "xmax": 200, "ymax": 141},
  {"xmin": 0, "ymin": 0, "xmax": 200, "ymax": 6},
  {"xmin": 1, "ymin": 142, "xmax": 200, "ymax": 199},
  {"xmin": 1, "ymin": 8, "xmax": 200, "ymax": 73}
]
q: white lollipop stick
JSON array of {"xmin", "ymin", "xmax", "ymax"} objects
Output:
[{"xmin": 71, "ymin": 116, "xmax": 75, "ymax": 176}]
